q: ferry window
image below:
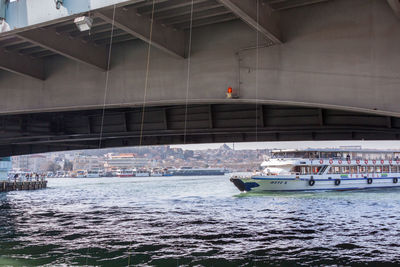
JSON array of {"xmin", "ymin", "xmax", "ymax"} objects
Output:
[
  {"xmin": 391, "ymin": 165, "xmax": 397, "ymax": 173},
  {"xmin": 350, "ymin": 166, "xmax": 357, "ymax": 174},
  {"xmin": 329, "ymin": 166, "xmax": 341, "ymax": 174},
  {"xmin": 359, "ymin": 166, "xmax": 366, "ymax": 173},
  {"xmin": 342, "ymin": 166, "xmax": 350, "ymax": 174},
  {"xmin": 294, "ymin": 152, "xmax": 306, "ymax": 158},
  {"xmin": 375, "ymin": 166, "xmax": 382, "ymax": 173},
  {"xmin": 382, "ymin": 165, "xmax": 389, "ymax": 173},
  {"xmin": 300, "ymin": 166, "xmax": 311, "ymax": 175},
  {"xmin": 312, "ymin": 166, "xmax": 320, "ymax": 174},
  {"xmin": 291, "ymin": 166, "xmax": 301, "ymax": 173},
  {"xmin": 368, "ymin": 166, "xmax": 375, "ymax": 173}
]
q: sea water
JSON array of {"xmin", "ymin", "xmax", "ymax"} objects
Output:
[{"xmin": 1, "ymin": 176, "xmax": 400, "ymax": 266}]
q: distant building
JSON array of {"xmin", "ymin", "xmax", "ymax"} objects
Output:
[
  {"xmin": 12, "ymin": 154, "xmax": 47, "ymax": 172},
  {"xmin": 29, "ymin": 155, "xmax": 47, "ymax": 172},
  {"xmin": 0, "ymin": 157, "xmax": 12, "ymax": 180},
  {"xmin": 73, "ymin": 155, "xmax": 103, "ymax": 171},
  {"xmin": 12, "ymin": 155, "xmax": 29, "ymax": 171},
  {"xmin": 104, "ymin": 153, "xmax": 148, "ymax": 171}
]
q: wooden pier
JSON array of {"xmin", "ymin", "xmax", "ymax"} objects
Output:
[{"xmin": 0, "ymin": 180, "xmax": 47, "ymax": 192}]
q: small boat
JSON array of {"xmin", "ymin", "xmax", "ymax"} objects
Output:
[
  {"xmin": 75, "ymin": 170, "xmax": 87, "ymax": 178},
  {"xmin": 170, "ymin": 167, "xmax": 226, "ymax": 176},
  {"xmin": 230, "ymin": 148, "xmax": 400, "ymax": 192},
  {"xmin": 135, "ymin": 168, "xmax": 150, "ymax": 177},
  {"xmin": 116, "ymin": 169, "xmax": 135, "ymax": 177},
  {"xmin": 87, "ymin": 170, "xmax": 101, "ymax": 178},
  {"xmin": 150, "ymin": 169, "xmax": 164, "ymax": 177}
]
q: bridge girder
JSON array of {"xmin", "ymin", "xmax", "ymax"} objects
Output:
[
  {"xmin": 96, "ymin": 5, "xmax": 185, "ymax": 58},
  {"xmin": 0, "ymin": 103, "xmax": 399, "ymax": 157},
  {"xmin": 0, "ymin": 46, "xmax": 44, "ymax": 80},
  {"xmin": 388, "ymin": 0, "xmax": 400, "ymax": 19},
  {"xmin": 217, "ymin": 0, "xmax": 281, "ymax": 44},
  {"xmin": 0, "ymin": 0, "xmax": 289, "ymax": 79},
  {"xmin": 17, "ymin": 28, "xmax": 109, "ymax": 71}
]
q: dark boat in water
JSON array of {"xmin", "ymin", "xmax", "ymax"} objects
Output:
[{"xmin": 169, "ymin": 167, "xmax": 226, "ymax": 176}]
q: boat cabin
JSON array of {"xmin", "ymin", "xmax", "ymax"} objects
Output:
[{"xmin": 262, "ymin": 148, "xmax": 400, "ymax": 177}]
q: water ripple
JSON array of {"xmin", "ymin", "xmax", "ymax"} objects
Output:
[{"xmin": 1, "ymin": 177, "xmax": 400, "ymax": 266}]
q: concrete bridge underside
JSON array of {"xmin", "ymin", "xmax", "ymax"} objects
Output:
[
  {"xmin": 1, "ymin": 104, "xmax": 400, "ymax": 157},
  {"xmin": 1, "ymin": 0, "xmax": 400, "ymax": 155}
]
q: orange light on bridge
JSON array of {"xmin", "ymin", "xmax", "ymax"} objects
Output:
[{"xmin": 226, "ymin": 87, "xmax": 233, "ymax": 99}]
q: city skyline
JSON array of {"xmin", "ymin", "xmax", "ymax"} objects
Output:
[{"xmin": 171, "ymin": 140, "xmax": 400, "ymax": 151}]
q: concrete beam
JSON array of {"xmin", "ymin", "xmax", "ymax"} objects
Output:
[
  {"xmin": 0, "ymin": 47, "xmax": 44, "ymax": 80},
  {"xmin": 17, "ymin": 28, "xmax": 108, "ymax": 70},
  {"xmin": 96, "ymin": 7, "xmax": 185, "ymax": 58},
  {"xmin": 388, "ymin": 0, "xmax": 400, "ymax": 19},
  {"xmin": 218, "ymin": 0, "xmax": 281, "ymax": 44}
]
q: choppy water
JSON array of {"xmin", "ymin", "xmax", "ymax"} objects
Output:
[{"xmin": 1, "ymin": 176, "xmax": 400, "ymax": 266}]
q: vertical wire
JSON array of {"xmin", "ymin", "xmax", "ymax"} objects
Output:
[
  {"xmin": 88, "ymin": 10, "xmax": 92, "ymax": 36},
  {"xmin": 99, "ymin": 6, "xmax": 116, "ymax": 148},
  {"xmin": 139, "ymin": 0, "xmax": 156, "ymax": 147},
  {"xmin": 129, "ymin": 2, "xmax": 156, "ymax": 265},
  {"xmin": 183, "ymin": 0, "xmax": 194, "ymax": 145},
  {"xmin": 87, "ymin": 5, "xmax": 115, "ymax": 264},
  {"xmin": 255, "ymin": 0, "xmax": 259, "ymax": 143}
]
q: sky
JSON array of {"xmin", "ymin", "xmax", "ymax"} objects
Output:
[{"xmin": 170, "ymin": 141, "xmax": 400, "ymax": 151}]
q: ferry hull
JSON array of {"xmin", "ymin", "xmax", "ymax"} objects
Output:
[
  {"xmin": 231, "ymin": 177, "xmax": 400, "ymax": 192},
  {"xmin": 136, "ymin": 173, "xmax": 150, "ymax": 177}
]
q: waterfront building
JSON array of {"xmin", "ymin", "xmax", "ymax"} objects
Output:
[
  {"xmin": 12, "ymin": 155, "xmax": 29, "ymax": 171},
  {"xmin": 104, "ymin": 153, "xmax": 148, "ymax": 171},
  {"xmin": 12, "ymin": 154, "xmax": 47, "ymax": 172},
  {"xmin": 0, "ymin": 157, "xmax": 12, "ymax": 180},
  {"xmin": 73, "ymin": 155, "xmax": 103, "ymax": 172}
]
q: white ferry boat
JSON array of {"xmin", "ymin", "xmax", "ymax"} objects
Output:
[
  {"xmin": 134, "ymin": 168, "xmax": 150, "ymax": 177},
  {"xmin": 116, "ymin": 169, "xmax": 135, "ymax": 177},
  {"xmin": 150, "ymin": 168, "xmax": 164, "ymax": 177},
  {"xmin": 87, "ymin": 170, "xmax": 101, "ymax": 178},
  {"xmin": 230, "ymin": 148, "xmax": 400, "ymax": 192},
  {"xmin": 75, "ymin": 170, "xmax": 87, "ymax": 178}
]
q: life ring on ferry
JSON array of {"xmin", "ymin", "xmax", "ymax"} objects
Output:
[
  {"xmin": 393, "ymin": 178, "xmax": 398, "ymax": 184},
  {"xmin": 329, "ymin": 159, "xmax": 333, "ymax": 164},
  {"xmin": 389, "ymin": 160, "xmax": 393, "ymax": 165},
  {"xmin": 397, "ymin": 160, "xmax": 400, "ymax": 165},
  {"xmin": 356, "ymin": 159, "xmax": 360, "ymax": 164},
  {"xmin": 367, "ymin": 178, "xmax": 373, "ymax": 184},
  {"xmin": 347, "ymin": 160, "xmax": 351, "ymax": 165},
  {"xmin": 308, "ymin": 179, "xmax": 315, "ymax": 186},
  {"xmin": 364, "ymin": 159, "xmax": 368, "ymax": 164},
  {"xmin": 338, "ymin": 160, "xmax": 342, "ymax": 164},
  {"xmin": 372, "ymin": 160, "xmax": 376, "ymax": 165},
  {"xmin": 319, "ymin": 159, "xmax": 324, "ymax": 164},
  {"xmin": 334, "ymin": 179, "xmax": 341, "ymax": 186},
  {"xmin": 381, "ymin": 160, "xmax": 384, "ymax": 164}
]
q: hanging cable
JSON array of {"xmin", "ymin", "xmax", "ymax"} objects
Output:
[
  {"xmin": 138, "ymin": 0, "xmax": 156, "ymax": 147},
  {"xmin": 128, "ymin": 1, "xmax": 156, "ymax": 266},
  {"xmin": 98, "ymin": 4, "xmax": 116, "ymax": 149},
  {"xmin": 255, "ymin": 0, "xmax": 260, "ymax": 144},
  {"xmin": 183, "ymin": 0, "xmax": 194, "ymax": 145}
]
